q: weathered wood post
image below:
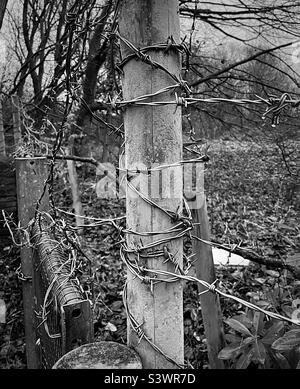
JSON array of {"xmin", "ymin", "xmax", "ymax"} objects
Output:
[
  {"xmin": 119, "ymin": 0, "xmax": 184, "ymax": 368},
  {"xmin": 16, "ymin": 157, "xmax": 49, "ymax": 369},
  {"xmin": 192, "ymin": 197, "xmax": 226, "ymax": 369},
  {"xmin": 0, "ymin": 98, "xmax": 5, "ymax": 156},
  {"xmin": 66, "ymin": 135, "xmax": 84, "ymax": 235}
]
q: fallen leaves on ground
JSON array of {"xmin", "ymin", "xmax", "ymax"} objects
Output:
[{"xmin": 0, "ymin": 140, "xmax": 299, "ymax": 369}]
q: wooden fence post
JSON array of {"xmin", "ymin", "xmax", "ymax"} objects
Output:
[
  {"xmin": 119, "ymin": 0, "xmax": 184, "ymax": 368},
  {"xmin": 0, "ymin": 98, "xmax": 5, "ymax": 156},
  {"xmin": 191, "ymin": 197, "xmax": 226, "ymax": 369},
  {"xmin": 66, "ymin": 135, "xmax": 84, "ymax": 235},
  {"xmin": 16, "ymin": 157, "xmax": 49, "ymax": 369}
]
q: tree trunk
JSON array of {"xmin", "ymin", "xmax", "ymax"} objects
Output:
[{"xmin": 0, "ymin": 0, "xmax": 8, "ymax": 30}]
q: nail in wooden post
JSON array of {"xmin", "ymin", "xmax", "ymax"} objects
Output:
[
  {"xmin": 120, "ymin": 0, "xmax": 184, "ymax": 368},
  {"xmin": 16, "ymin": 157, "xmax": 49, "ymax": 369}
]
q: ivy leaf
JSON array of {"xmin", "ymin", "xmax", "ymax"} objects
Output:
[
  {"xmin": 253, "ymin": 341, "xmax": 266, "ymax": 365},
  {"xmin": 262, "ymin": 321, "xmax": 284, "ymax": 345},
  {"xmin": 225, "ymin": 333, "xmax": 242, "ymax": 343},
  {"xmin": 225, "ymin": 318, "xmax": 253, "ymax": 337},
  {"xmin": 252, "ymin": 312, "xmax": 264, "ymax": 335},
  {"xmin": 272, "ymin": 351, "xmax": 291, "ymax": 369},
  {"xmin": 272, "ymin": 329, "xmax": 300, "ymax": 352},
  {"xmin": 232, "ymin": 314, "xmax": 252, "ymax": 328},
  {"xmin": 242, "ymin": 336, "xmax": 255, "ymax": 347},
  {"xmin": 218, "ymin": 344, "xmax": 244, "ymax": 360},
  {"xmin": 236, "ymin": 346, "xmax": 255, "ymax": 369}
]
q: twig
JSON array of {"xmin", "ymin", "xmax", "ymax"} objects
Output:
[{"xmin": 191, "ymin": 235, "xmax": 300, "ymax": 280}]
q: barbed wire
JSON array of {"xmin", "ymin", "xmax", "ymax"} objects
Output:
[
  {"xmin": 5, "ymin": 163, "xmax": 300, "ymax": 367},
  {"xmin": 99, "ymin": 88, "xmax": 299, "ymax": 128},
  {"xmin": 122, "ymin": 283, "xmax": 187, "ymax": 369},
  {"xmin": 115, "ymin": 171, "xmax": 300, "ymax": 367},
  {"xmin": 44, "ymin": 28, "xmax": 300, "ymax": 369},
  {"xmin": 6, "ymin": 18, "xmax": 300, "ymax": 369},
  {"xmin": 122, "ymin": 253, "xmax": 300, "ymax": 327},
  {"xmin": 116, "ymin": 33, "xmax": 192, "ymax": 96}
]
